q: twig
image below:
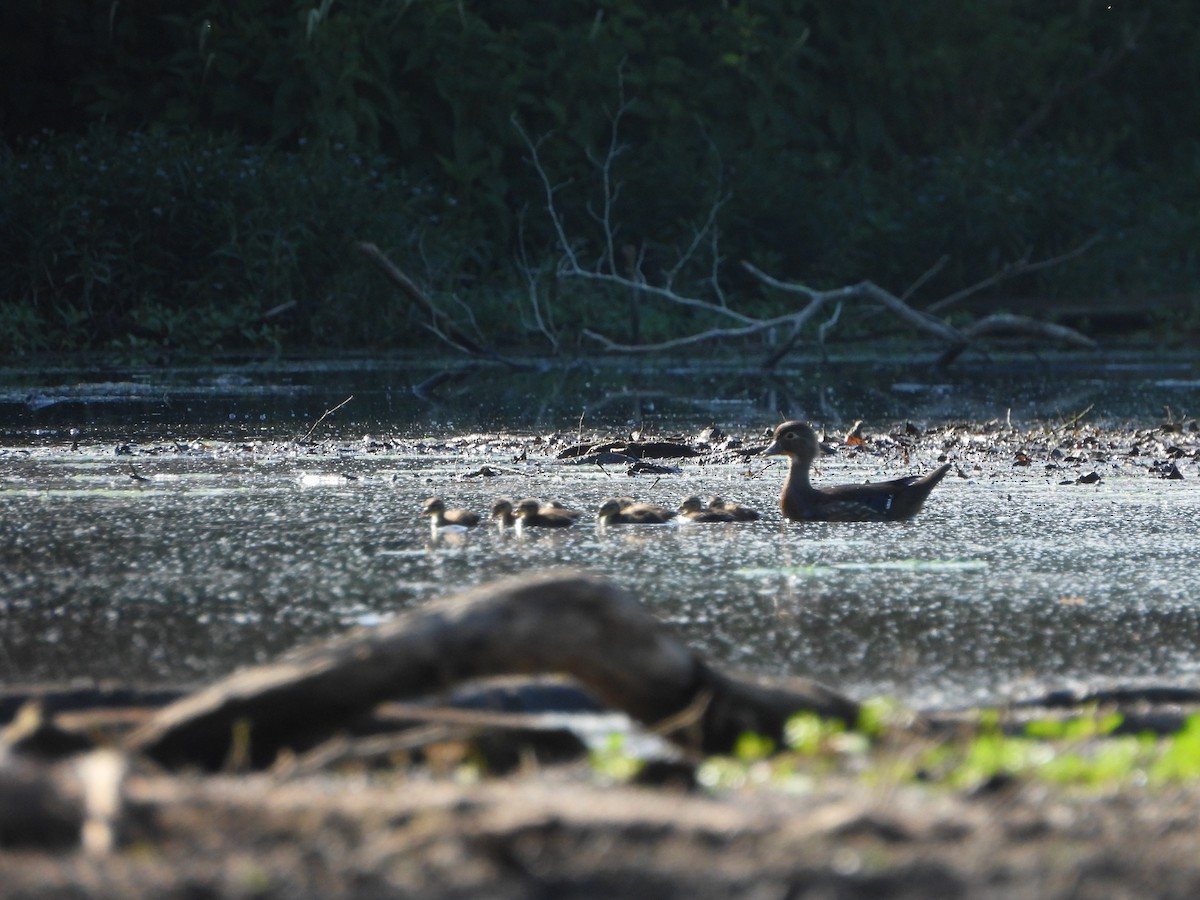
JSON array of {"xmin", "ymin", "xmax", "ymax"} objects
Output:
[
  {"xmin": 1058, "ymin": 403, "xmax": 1095, "ymax": 432},
  {"xmin": 299, "ymin": 395, "xmax": 352, "ymax": 443},
  {"xmin": 901, "ymin": 254, "xmax": 950, "ymax": 302}
]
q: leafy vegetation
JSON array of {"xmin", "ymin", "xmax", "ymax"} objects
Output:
[
  {"xmin": 589, "ymin": 700, "xmax": 1200, "ymax": 794},
  {"xmin": 0, "ymin": 128, "xmax": 492, "ymax": 354},
  {"xmin": 1, "ymin": 1, "xmax": 1198, "ymax": 356},
  {"xmin": 673, "ymin": 706, "xmax": 1200, "ymax": 795}
]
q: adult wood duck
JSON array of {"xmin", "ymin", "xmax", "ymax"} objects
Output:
[
  {"xmin": 421, "ymin": 497, "xmax": 481, "ymax": 529},
  {"xmin": 514, "ymin": 497, "xmax": 579, "ymax": 528},
  {"xmin": 763, "ymin": 421, "xmax": 951, "ymax": 522},
  {"xmin": 596, "ymin": 497, "xmax": 677, "ymax": 525},
  {"xmin": 678, "ymin": 496, "xmax": 738, "ymax": 522}
]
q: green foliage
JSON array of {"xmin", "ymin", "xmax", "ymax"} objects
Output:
[
  {"xmin": 0, "ymin": 127, "xmax": 499, "ymax": 356},
  {"xmin": 1149, "ymin": 712, "xmax": 1200, "ymax": 782},
  {"xmin": 588, "ymin": 732, "xmax": 645, "ymax": 783},
  {"xmin": 690, "ymin": 708, "xmax": 1200, "ymax": 796},
  {"xmin": 734, "ymin": 730, "xmax": 777, "ymax": 762},
  {"xmin": 923, "ymin": 710, "xmax": 1200, "ymax": 790},
  {"xmin": 2, "ymin": 1, "xmax": 1200, "ymax": 354}
]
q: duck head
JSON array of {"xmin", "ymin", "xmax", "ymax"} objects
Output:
[{"xmin": 763, "ymin": 421, "xmax": 820, "ymax": 465}]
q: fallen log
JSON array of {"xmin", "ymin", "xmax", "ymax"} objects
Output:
[
  {"xmin": 126, "ymin": 570, "xmax": 859, "ymax": 770},
  {"xmin": 0, "ymin": 750, "xmax": 126, "ymax": 854}
]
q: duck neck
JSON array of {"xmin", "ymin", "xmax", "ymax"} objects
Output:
[{"xmin": 786, "ymin": 454, "xmax": 814, "ymax": 494}]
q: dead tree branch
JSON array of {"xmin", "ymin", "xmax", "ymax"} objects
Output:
[
  {"xmin": 125, "ymin": 570, "xmax": 858, "ymax": 770},
  {"xmin": 357, "ymin": 241, "xmax": 521, "ymax": 365},
  {"xmin": 925, "ymin": 234, "xmax": 1104, "ymax": 315},
  {"xmin": 936, "ymin": 312, "xmax": 1099, "ymax": 367},
  {"xmin": 517, "ymin": 75, "xmax": 1102, "ymax": 367}
]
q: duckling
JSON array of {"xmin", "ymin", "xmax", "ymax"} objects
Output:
[
  {"xmin": 705, "ymin": 495, "xmax": 760, "ymax": 521},
  {"xmin": 596, "ymin": 497, "xmax": 677, "ymax": 526},
  {"xmin": 763, "ymin": 421, "xmax": 951, "ymax": 522},
  {"xmin": 420, "ymin": 496, "xmax": 481, "ymax": 531},
  {"xmin": 489, "ymin": 498, "xmax": 517, "ymax": 530},
  {"xmin": 617, "ymin": 497, "xmax": 678, "ymax": 519},
  {"xmin": 678, "ymin": 495, "xmax": 738, "ymax": 522},
  {"xmin": 531, "ymin": 498, "xmax": 584, "ymax": 520},
  {"xmin": 514, "ymin": 497, "xmax": 578, "ymax": 529}
]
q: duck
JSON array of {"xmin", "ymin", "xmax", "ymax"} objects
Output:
[
  {"xmin": 763, "ymin": 421, "xmax": 951, "ymax": 522},
  {"xmin": 514, "ymin": 497, "xmax": 579, "ymax": 529},
  {"xmin": 534, "ymin": 498, "xmax": 585, "ymax": 520},
  {"xmin": 705, "ymin": 495, "xmax": 760, "ymax": 521},
  {"xmin": 420, "ymin": 496, "xmax": 481, "ymax": 530},
  {"xmin": 596, "ymin": 497, "xmax": 677, "ymax": 526},
  {"xmin": 618, "ymin": 497, "xmax": 677, "ymax": 518},
  {"xmin": 489, "ymin": 498, "xmax": 518, "ymax": 529},
  {"xmin": 678, "ymin": 496, "xmax": 738, "ymax": 522}
]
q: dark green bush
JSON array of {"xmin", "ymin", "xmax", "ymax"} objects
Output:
[
  {"xmin": 0, "ymin": 127, "xmax": 507, "ymax": 355},
  {"xmin": 1, "ymin": 1, "xmax": 1199, "ymax": 355}
]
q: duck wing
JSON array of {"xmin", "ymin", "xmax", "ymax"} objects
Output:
[{"xmin": 814, "ymin": 464, "xmax": 951, "ymax": 521}]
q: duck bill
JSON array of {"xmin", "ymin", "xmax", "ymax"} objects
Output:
[{"xmin": 762, "ymin": 439, "xmax": 783, "ymax": 456}]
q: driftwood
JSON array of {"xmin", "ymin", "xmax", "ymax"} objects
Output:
[{"xmin": 125, "ymin": 570, "xmax": 859, "ymax": 770}]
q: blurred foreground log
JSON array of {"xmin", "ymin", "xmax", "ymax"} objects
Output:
[
  {"xmin": 126, "ymin": 570, "xmax": 859, "ymax": 770},
  {"xmin": 0, "ymin": 750, "xmax": 125, "ymax": 853}
]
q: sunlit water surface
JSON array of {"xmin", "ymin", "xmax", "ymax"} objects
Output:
[{"xmin": 2, "ymin": 354, "xmax": 1200, "ymax": 710}]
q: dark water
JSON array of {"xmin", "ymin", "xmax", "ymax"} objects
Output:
[
  {"xmin": 1, "ymin": 350, "xmax": 1197, "ymax": 442},
  {"xmin": 2, "ymin": 353, "xmax": 1199, "ymax": 710}
]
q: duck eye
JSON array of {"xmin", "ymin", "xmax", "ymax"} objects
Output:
[{"xmin": 784, "ymin": 431, "xmax": 795, "ymax": 440}]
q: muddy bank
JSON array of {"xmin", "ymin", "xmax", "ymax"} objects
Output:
[{"xmin": 6, "ymin": 765, "xmax": 1200, "ymax": 898}]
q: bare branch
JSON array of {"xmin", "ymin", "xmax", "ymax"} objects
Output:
[
  {"xmin": 583, "ymin": 311, "xmax": 809, "ymax": 353},
  {"xmin": 663, "ymin": 127, "xmax": 729, "ymax": 296},
  {"xmin": 587, "ymin": 70, "xmax": 634, "ymax": 275},
  {"xmin": 925, "ymin": 234, "xmax": 1103, "ymax": 314},
  {"xmin": 512, "ymin": 117, "xmax": 584, "ymax": 273},
  {"xmin": 817, "ymin": 302, "xmax": 843, "ymax": 344},
  {"xmin": 561, "ymin": 266, "xmax": 759, "ymax": 324},
  {"xmin": 1010, "ymin": 12, "xmax": 1148, "ymax": 147},
  {"xmin": 854, "ymin": 281, "xmax": 968, "ymax": 344},
  {"xmin": 358, "ymin": 242, "xmax": 494, "ymax": 359},
  {"xmin": 901, "ymin": 254, "xmax": 950, "ymax": 302},
  {"xmin": 515, "ymin": 206, "xmax": 560, "ymax": 353},
  {"xmin": 515, "ymin": 70, "xmax": 1100, "ymax": 368},
  {"xmin": 936, "ymin": 312, "xmax": 1097, "ymax": 367},
  {"xmin": 739, "ymin": 260, "xmax": 824, "ymax": 299},
  {"xmin": 962, "ymin": 313, "xmax": 1097, "ymax": 347},
  {"xmin": 706, "ymin": 222, "xmax": 729, "ymax": 308},
  {"xmin": 128, "ymin": 570, "xmax": 858, "ymax": 768}
]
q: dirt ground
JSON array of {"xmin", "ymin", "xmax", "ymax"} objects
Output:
[{"xmin": 5, "ymin": 760, "xmax": 1200, "ymax": 899}]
